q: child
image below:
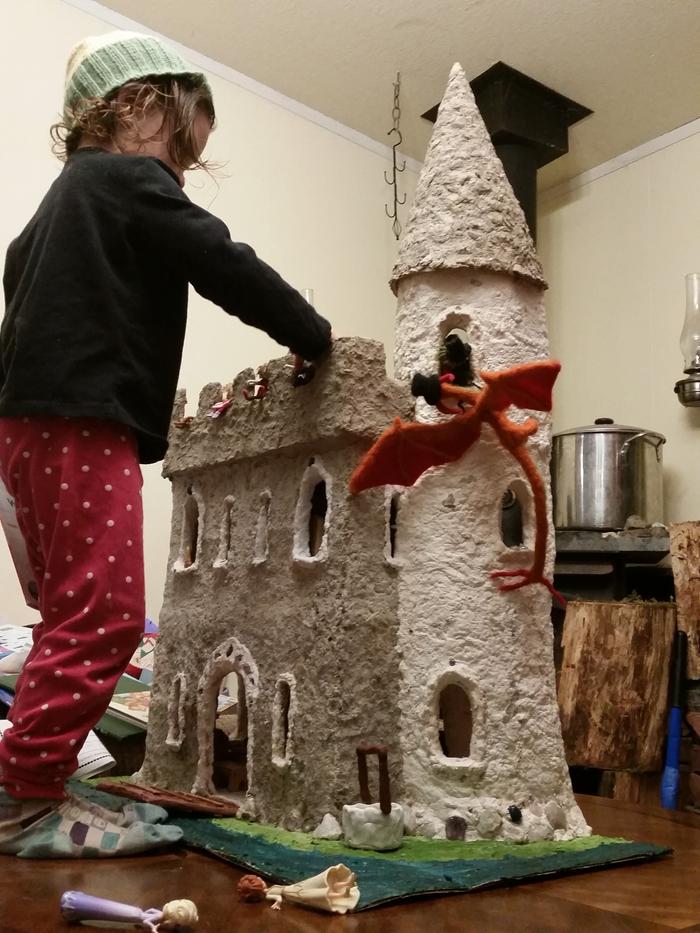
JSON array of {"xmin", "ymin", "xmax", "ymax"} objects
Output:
[{"xmin": 0, "ymin": 31, "xmax": 331, "ymax": 857}]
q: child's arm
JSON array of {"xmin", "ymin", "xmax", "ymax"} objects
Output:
[{"xmin": 133, "ymin": 160, "xmax": 331, "ymax": 361}]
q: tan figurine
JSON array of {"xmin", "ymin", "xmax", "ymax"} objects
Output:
[{"xmin": 237, "ymin": 864, "xmax": 359, "ymax": 914}]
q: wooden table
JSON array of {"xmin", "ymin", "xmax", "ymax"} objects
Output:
[{"xmin": 1, "ymin": 796, "xmax": 699, "ymax": 932}]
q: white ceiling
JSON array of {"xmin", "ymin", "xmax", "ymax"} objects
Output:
[{"xmin": 105, "ymin": 0, "xmax": 700, "ymax": 189}]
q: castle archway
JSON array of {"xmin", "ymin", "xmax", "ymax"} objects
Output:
[{"xmin": 191, "ymin": 636, "xmax": 259, "ymax": 799}]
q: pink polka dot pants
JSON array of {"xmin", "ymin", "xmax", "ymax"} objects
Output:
[{"xmin": 0, "ymin": 417, "xmax": 145, "ymax": 799}]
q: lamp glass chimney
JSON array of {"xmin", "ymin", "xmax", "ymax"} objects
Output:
[{"xmin": 681, "ymin": 273, "xmax": 700, "ymax": 373}]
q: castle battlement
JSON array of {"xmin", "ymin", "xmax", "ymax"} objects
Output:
[{"xmin": 164, "ymin": 337, "xmax": 414, "ymax": 476}]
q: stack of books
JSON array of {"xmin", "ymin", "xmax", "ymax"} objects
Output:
[
  {"xmin": 0, "ymin": 719, "xmax": 116, "ymax": 779},
  {"xmin": 0, "ymin": 624, "xmax": 152, "ymax": 734}
]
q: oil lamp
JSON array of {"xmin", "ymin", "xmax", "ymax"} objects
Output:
[{"xmin": 675, "ymin": 273, "xmax": 700, "ymax": 406}]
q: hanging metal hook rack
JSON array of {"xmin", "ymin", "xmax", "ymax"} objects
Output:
[{"xmin": 384, "ymin": 72, "xmax": 406, "ymax": 240}]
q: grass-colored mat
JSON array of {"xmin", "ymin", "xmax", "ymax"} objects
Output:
[{"xmin": 76, "ymin": 782, "xmax": 670, "ymax": 910}]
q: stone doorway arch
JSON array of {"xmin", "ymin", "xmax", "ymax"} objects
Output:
[{"xmin": 191, "ymin": 636, "xmax": 259, "ymax": 798}]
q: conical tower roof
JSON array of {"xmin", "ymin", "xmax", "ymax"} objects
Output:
[{"xmin": 391, "ymin": 63, "xmax": 546, "ymax": 293}]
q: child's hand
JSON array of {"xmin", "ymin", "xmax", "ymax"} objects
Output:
[{"xmin": 290, "ymin": 334, "xmax": 334, "ymax": 374}]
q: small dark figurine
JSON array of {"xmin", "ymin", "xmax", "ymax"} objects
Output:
[
  {"xmin": 439, "ymin": 333, "xmax": 479, "ymax": 388},
  {"xmin": 508, "ymin": 805, "xmax": 523, "ymax": 823},
  {"xmin": 292, "ymin": 360, "xmax": 316, "ymax": 387},
  {"xmin": 411, "ymin": 333, "xmax": 479, "ymax": 412}
]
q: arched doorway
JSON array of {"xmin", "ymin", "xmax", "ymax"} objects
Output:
[{"xmin": 191, "ymin": 637, "xmax": 259, "ymax": 800}]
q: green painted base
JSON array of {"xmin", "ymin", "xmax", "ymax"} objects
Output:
[{"xmin": 76, "ymin": 783, "xmax": 670, "ymax": 911}]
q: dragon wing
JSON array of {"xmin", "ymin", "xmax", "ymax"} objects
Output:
[
  {"xmin": 349, "ymin": 409, "xmax": 482, "ymax": 494},
  {"xmin": 481, "ymin": 360, "xmax": 560, "ymax": 412}
]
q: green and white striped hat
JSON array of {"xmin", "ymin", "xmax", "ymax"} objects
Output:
[{"xmin": 64, "ymin": 30, "xmax": 213, "ymax": 124}]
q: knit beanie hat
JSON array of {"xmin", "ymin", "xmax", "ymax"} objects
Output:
[{"xmin": 64, "ymin": 31, "xmax": 213, "ymax": 124}]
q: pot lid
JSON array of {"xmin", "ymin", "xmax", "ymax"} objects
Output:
[{"xmin": 553, "ymin": 417, "xmax": 666, "ymax": 442}]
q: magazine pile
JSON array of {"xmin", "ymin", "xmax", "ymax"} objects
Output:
[{"xmin": 0, "ymin": 622, "xmax": 153, "ymax": 731}]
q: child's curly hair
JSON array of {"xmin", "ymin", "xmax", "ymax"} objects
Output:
[{"xmin": 51, "ymin": 75, "xmax": 215, "ymax": 171}]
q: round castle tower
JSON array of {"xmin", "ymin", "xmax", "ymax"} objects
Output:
[{"xmin": 388, "ymin": 63, "xmax": 588, "ymax": 840}]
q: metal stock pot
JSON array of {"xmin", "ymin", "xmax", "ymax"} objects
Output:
[{"xmin": 551, "ymin": 418, "xmax": 665, "ymax": 530}]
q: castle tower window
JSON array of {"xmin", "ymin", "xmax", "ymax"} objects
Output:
[
  {"xmin": 437, "ymin": 322, "xmax": 475, "ymax": 388},
  {"xmin": 293, "ymin": 460, "xmax": 331, "ymax": 564},
  {"xmin": 165, "ymin": 673, "xmax": 187, "ymax": 750},
  {"xmin": 308, "ymin": 481, "xmax": 327, "ymax": 557},
  {"xmin": 215, "ymin": 496, "xmax": 235, "ymax": 568},
  {"xmin": 500, "ymin": 487, "xmax": 523, "ymax": 547},
  {"xmin": 183, "ymin": 488, "xmax": 199, "ymax": 566},
  {"xmin": 252, "ymin": 491, "xmax": 272, "ymax": 565},
  {"xmin": 385, "ymin": 489, "xmax": 402, "ymax": 563},
  {"xmin": 174, "ymin": 485, "xmax": 202, "ymax": 572},
  {"xmin": 272, "ymin": 675, "xmax": 296, "ymax": 767},
  {"xmin": 438, "ymin": 683, "xmax": 473, "ymax": 758},
  {"xmin": 500, "ymin": 480, "xmax": 531, "ymax": 549}
]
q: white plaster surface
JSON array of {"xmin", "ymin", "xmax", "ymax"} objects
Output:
[
  {"xmin": 342, "ymin": 803, "xmax": 405, "ymax": 851},
  {"xmin": 312, "ymin": 813, "xmax": 343, "ymax": 840}
]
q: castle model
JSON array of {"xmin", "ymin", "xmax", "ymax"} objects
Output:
[{"xmin": 139, "ymin": 64, "xmax": 589, "ymax": 843}]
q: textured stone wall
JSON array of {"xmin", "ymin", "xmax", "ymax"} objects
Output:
[{"xmin": 140, "ymin": 339, "xmax": 413, "ymax": 830}]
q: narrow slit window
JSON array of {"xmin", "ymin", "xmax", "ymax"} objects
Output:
[
  {"xmin": 308, "ymin": 481, "xmax": 328, "ymax": 557},
  {"xmin": 438, "ymin": 683, "xmax": 472, "ymax": 758},
  {"xmin": 224, "ymin": 504, "xmax": 233, "ymax": 557},
  {"xmin": 388, "ymin": 492, "xmax": 401, "ymax": 559},
  {"xmin": 215, "ymin": 496, "xmax": 235, "ymax": 567},
  {"xmin": 500, "ymin": 487, "xmax": 523, "ymax": 547},
  {"xmin": 165, "ymin": 674, "xmax": 186, "ymax": 750},
  {"xmin": 252, "ymin": 492, "xmax": 271, "ymax": 564},
  {"xmin": 181, "ymin": 487, "xmax": 199, "ymax": 568},
  {"xmin": 272, "ymin": 678, "xmax": 293, "ymax": 764}
]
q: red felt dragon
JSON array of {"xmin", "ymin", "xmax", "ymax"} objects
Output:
[{"xmin": 349, "ymin": 345, "xmax": 564, "ymax": 606}]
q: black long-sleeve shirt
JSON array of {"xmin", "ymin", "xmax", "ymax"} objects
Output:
[{"xmin": 0, "ymin": 148, "xmax": 332, "ymax": 463}]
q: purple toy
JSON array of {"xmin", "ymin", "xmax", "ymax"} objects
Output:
[{"xmin": 60, "ymin": 891, "xmax": 198, "ymax": 930}]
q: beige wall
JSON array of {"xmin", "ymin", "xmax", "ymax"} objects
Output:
[
  {"xmin": 539, "ymin": 130, "xmax": 700, "ymax": 524},
  {"xmin": 0, "ymin": 0, "xmax": 417, "ymax": 625}
]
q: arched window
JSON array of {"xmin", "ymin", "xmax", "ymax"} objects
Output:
[
  {"xmin": 293, "ymin": 460, "xmax": 331, "ymax": 563},
  {"xmin": 175, "ymin": 485, "xmax": 201, "ymax": 571},
  {"xmin": 438, "ymin": 683, "xmax": 473, "ymax": 758},
  {"xmin": 500, "ymin": 479, "xmax": 531, "ymax": 549},
  {"xmin": 272, "ymin": 675, "xmax": 296, "ymax": 766},
  {"xmin": 308, "ymin": 481, "xmax": 327, "ymax": 557},
  {"xmin": 165, "ymin": 673, "xmax": 187, "ymax": 750}
]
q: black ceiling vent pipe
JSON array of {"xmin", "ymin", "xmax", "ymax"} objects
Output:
[{"xmin": 422, "ymin": 62, "xmax": 592, "ymax": 242}]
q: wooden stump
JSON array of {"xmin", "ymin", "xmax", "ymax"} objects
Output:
[
  {"xmin": 670, "ymin": 522, "xmax": 700, "ymax": 679},
  {"xmin": 558, "ymin": 600, "xmax": 676, "ymax": 771},
  {"xmin": 599, "ymin": 770, "xmax": 661, "ymax": 806}
]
